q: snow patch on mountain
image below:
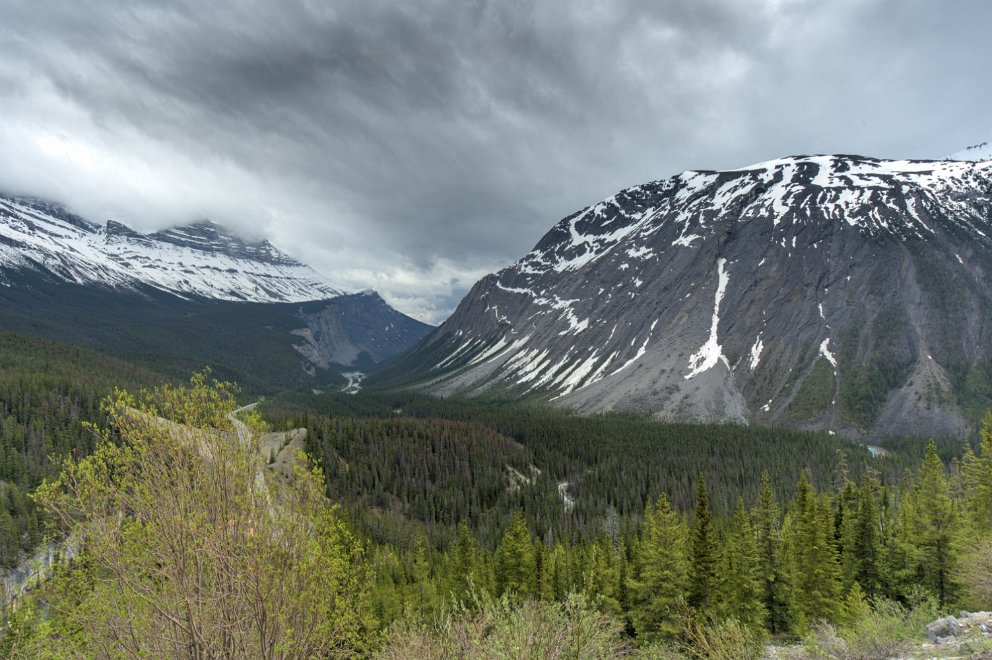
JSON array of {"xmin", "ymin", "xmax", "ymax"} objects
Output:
[
  {"xmin": 686, "ymin": 258, "xmax": 730, "ymax": 379},
  {"xmin": 749, "ymin": 336, "xmax": 764, "ymax": 370},
  {"xmin": 819, "ymin": 338, "xmax": 838, "ymax": 369}
]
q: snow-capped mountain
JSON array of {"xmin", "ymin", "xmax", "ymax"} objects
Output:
[
  {"xmin": 0, "ymin": 194, "xmax": 432, "ymax": 390},
  {"xmin": 950, "ymin": 141, "xmax": 992, "ymax": 162},
  {"xmin": 382, "ymin": 154, "xmax": 992, "ymax": 438},
  {"xmin": 0, "ymin": 195, "xmax": 342, "ymax": 302}
]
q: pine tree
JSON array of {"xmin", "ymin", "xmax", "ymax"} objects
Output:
[
  {"xmin": 791, "ymin": 474, "xmax": 842, "ymax": 626},
  {"xmin": 715, "ymin": 498, "xmax": 766, "ymax": 630},
  {"xmin": 495, "ymin": 511, "xmax": 537, "ymax": 598},
  {"xmin": 754, "ymin": 471, "xmax": 793, "ymax": 634},
  {"xmin": 627, "ymin": 495, "xmax": 689, "ymax": 641},
  {"xmin": 852, "ymin": 469, "xmax": 883, "ymax": 597},
  {"xmin": 916, "ymin": 440, "xmax": 959, "ymax": 605},
  {"xmin": 690, "ymin": 474, "xmax": 717, "ymax": 610}
]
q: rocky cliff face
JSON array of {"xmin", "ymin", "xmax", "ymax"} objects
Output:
[
  {"xmin": 292, "ymin": 292, "xmax": 433, "ymax": 370},
  {"xmin": 383, "ymin": 155, "xmax": 992, "ymax": 438}
]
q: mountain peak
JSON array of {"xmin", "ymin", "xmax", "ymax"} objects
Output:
[
  {"xmin": 148, "ymin": 221, "xmax": 301, "ymax": 267},
  {"xmin": 103, "ymin": 219, "xmax": 142, "ymax": 239},
  {"xmin": 383, "ymin": 152, "xmax": 992, "ymax": 439},
  {"xmin": 0, "ymin": 195, "xmax": 344, "ymax": 303},
  {"xmin": 949, "ymin": 140, "xmax": 992, "ymax": 161}
]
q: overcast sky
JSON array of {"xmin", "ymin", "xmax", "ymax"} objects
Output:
[{"xmin": 1, "ymin": 1, "xmax": 990, "ymax": 323}]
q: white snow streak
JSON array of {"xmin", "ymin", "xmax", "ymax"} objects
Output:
[
  {"xmin": 749, "ymin": 336, "xmax": 764, "ymax": 370},
  {"xmin": 685, "ymin": 258, "xmax": 730, "ymax": 379},
  {"xmin": 819, "ymin": 338, "xmax": 838, "ymax": 369}
]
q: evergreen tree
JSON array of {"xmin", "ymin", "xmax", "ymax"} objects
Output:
[
  {"xmin": 410, "ymin": 532, "xmax": 439, "ymax": 614},
  {"xmin": 961, "ymin": 412, "xmax": 992, "ymax": 531},
  {"xmin": 449, "ymin": 521, "xmax": 482, "ymax": 601},
  {"xmin": 754, "ymin": 471, "xmax": 793, "ymax": 634},
  {"xmin": 715, "ymin": 498, "xmax": 766, "ymax": 630},
  {"xmin": 791, "ymin": 474, "xmax": 842, "ymax": 626},
  {"xmin": 881, "ymin": 492, "xmax": 922, "ymax": 601},
  {"xmin": 832, "ymin": 449, "xmax": 851, "ymax": 494},
  {"xmin": 627, "ymin": 495, "xmax": 689, "ymax": 641},
  {"xmin": 852, "ymin": 469, "xmax": 883, "ymax": 597},
  {"xmin": 836, "ymin": 479, "xmax": 860, "ymax": 589},
  {"xmin": 495, "ymin": 512, "xmax": 537, "ymax": 598},
  {"xmin": 689, "ymin": 474, "xmax": 717, "ymax": 610},
  {"xmin": 916, "ymin": 440, "xmax": 959, "ymax": 605},
  {"xmin": 582, "ymin": 536, "xmax": 620, "ymax": 613}
]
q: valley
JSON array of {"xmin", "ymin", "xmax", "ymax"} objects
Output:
[
  {"xmin": 6, "ymin": 3, "xmax": 992, "ymax": 655},
  {"xmin": 2, "ymin": 140, "xmax": 992, "ymax": 660}
]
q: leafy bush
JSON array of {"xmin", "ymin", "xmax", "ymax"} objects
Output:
[
  {"xmin": 379, "ymin": 592, "xmax": 631, "ymax": 659},
  {"xmin": 803, "ymin": 595, "xmax": 939, "ymax": 660},
  {"xmin": 677, "ymin": 615, "xmax": 765, "ymax": 660},
  {"xmin": 960, "ymin": 534, "xmax": 992, "ymax": 609}
]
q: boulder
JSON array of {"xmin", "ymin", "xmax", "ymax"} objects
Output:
[{"xmin": 925, "ymin": 616, "xmax": 964, "ymax": 642}]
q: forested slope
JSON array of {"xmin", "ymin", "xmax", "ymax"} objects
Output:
[{"xmin": 0, "ymin": 332, "xmax": 166, "ymax": 566}]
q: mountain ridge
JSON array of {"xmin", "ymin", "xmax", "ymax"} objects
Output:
[
  {"xmin": 0, "ymin": 194, "xmax": 343, "ymax": 302},
  {"xmin": 0, "ymin": 193, "xmax": 433, "ymax": 390},
  {"xmin": 377, "ymin": 154, "xmax": 992, "ymax": 438}
]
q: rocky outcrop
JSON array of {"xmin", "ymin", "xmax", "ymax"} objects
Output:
[
  {"xmin": 922, "ymin": 611, "xmax": 992, "ymax": 653},
  {"xmin": 292, "ymin": 292, "xmax": 433, "ymax": 369}
]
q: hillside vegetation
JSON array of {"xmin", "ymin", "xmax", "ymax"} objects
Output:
[{"xmin": 4, "ymin": 375, "xmax": 992, "ymax": 657}]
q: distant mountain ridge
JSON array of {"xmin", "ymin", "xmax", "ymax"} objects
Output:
[
  {"xmin": 379, "ymin": 154, "xmax": 992, "ymax": 438},
  {"xmin": 0, "ymin": 194, "xmax": 432, "ymax": 390},
  {"xmin": 0, "ymin": 195, "xmax": 342, "ymax": 302},
  {"xmin": 950, "ymin": 140, "xmax": 992, "ymax": 161}
]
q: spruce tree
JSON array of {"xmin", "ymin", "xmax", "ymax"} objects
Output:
[
  {"xmin": 410, "ymin": 533, "xmax": 439, "ymax": 615},
  {"xmin": 962, "ymin": 412, "xmax": 992, "ymax": 530},
  {"xmin": 715, "ymin": 498, "xmax": 766, "ymax": 630},
  {"xmin": 627, "ymin": 495, "xmax": 689, "ymax": 641},
  {"xmin": 916, "ymin": 440, "xmax": 959, "ymax": 605},
  {"xmin": 689, "ymin": 474, "xmax": 717, "ymax": 610},
  {"xmin": 791, "ymin": 474, "xmax": 842, "ymax": 626},
  {"xmin": 495, "ymin": 511, "xmax": 537, "ymax": 598},
  {"xmin": 754, "ymin": 471, "xmax": 793, "ymax": 634},
  {"xmin": 836, "ymin": 479, "xmax": 860, "ymax": 589},
  {"xmin": 449, "ymin": 521, "xmax": 481, "ymax": 600},
  {"xmin": 881, "ymin": 492, "xmax": 922, "ymax": 601},
  {"xmin": 853, "ymin": 469, "xmax": 883, "ymax": 597}
]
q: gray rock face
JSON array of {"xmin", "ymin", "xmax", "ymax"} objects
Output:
[
  {"xmin": 292, "ymin": 292, "xmax": 433, "ymax": 369},
  {"xmin": 385, "ymin": 155, "xmax": 992, "ymax": 438},
  {"xmin": 925, "ymin": 615, "xmax": 964, "ymax": 642}
]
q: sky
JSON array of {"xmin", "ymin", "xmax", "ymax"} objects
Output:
[{"xmin": 1, "ymin": 0, "xmax": 990, "ymax": 324}]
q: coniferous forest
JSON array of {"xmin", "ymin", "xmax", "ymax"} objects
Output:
[{"xmin": 2, "ymin": 346, "xmax": 992, "ymax": 656}]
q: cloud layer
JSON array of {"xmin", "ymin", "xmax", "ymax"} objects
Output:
[{"xmin": 1, "ymin": 0, "xmax": 990, "ymax": 322}]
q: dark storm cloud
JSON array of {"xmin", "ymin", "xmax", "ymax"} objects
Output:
[{"xmin": 1, "ymin": 0, "xmax": 990, "ymax": 322}]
